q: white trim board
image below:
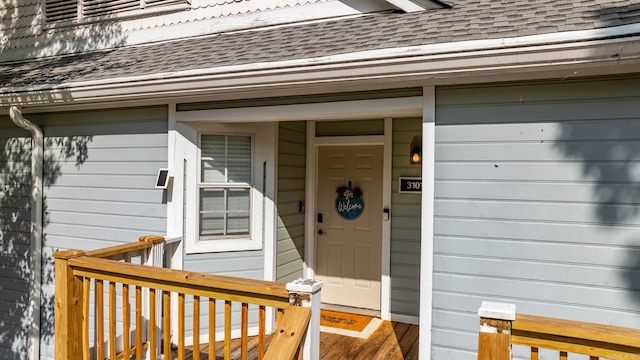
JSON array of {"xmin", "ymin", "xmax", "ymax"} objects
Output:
[
  {"xmin": 419, "ymin": 86, "xmax": 436, "ymax": 359},
  {"xmin": 176, "ymin": 97, "xmax": 423, "ymax": 123}
]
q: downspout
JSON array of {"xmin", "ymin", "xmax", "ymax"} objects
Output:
[{"xmin": 9, "ymin": 106, "xmax": 42, "ymax": 360}]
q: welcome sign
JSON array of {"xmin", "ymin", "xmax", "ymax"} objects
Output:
[{"xmin": 335, "ymin": 182, "xmax": 364, "ymax": 220}]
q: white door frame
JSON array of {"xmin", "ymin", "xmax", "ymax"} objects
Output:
[{"xmin": 305, "ymin": 118, "xmax": 393, "ymax": 319}]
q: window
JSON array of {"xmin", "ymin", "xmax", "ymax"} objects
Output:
[
  {"xmin": 44, "ymin": 0, "xmax": 189, "ymax": 24},
  {"xmin": 199, "ymin": 135, "xmax": 252, "ymax": 240},
  {"xmin": 182, "ymin": 122, "xmax": 276, "ymax": 254}
]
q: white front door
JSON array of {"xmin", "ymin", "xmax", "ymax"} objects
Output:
[{"xmin": 315, "ymin": 145, "xmax": 383, "ymax": 311}]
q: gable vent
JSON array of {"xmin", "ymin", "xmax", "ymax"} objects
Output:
[
  {"xmin": 45, "ymin": 0, "xmax": 78, "ymax": 23},
  {"xmin": 44, "ymin": 0, "xmax": 189, "ymax": 23},
  {"xmin": 146, "ymin": 0, "xmax": 188, "ymax": 8},
  {"xmin": 83, "ymin": 0, "xmax": 142, "ymax": 18}
]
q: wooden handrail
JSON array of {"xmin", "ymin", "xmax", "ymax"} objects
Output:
[
  {"xmin": 477, "ymin": 302, "xmax": 640, "ymax": 360},
  {"xmin": 83, "ymin": 235, "xmax": 164, "ymax": 259},
  {"xmin": 68, "ymin": 256, "xmax": 290, "ymax": 307},
  {"xmin": 264, "ymin": 306, "xmax": 311, "ymax": 360},
  {"xmin": 512, "ymin": 314, "xmax": 640, "ymax": 359}
]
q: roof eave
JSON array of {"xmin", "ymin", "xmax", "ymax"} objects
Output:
[{"xmin": 4, "ymin": 25, "xmax": 640, "ymax": 112}]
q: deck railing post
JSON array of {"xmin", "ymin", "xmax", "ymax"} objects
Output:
[
  {"xmin": 140, "ymin": 235, "xmax": 166, "ymax": 359},
  {"xmin": 286, "ymin": 279, "xmax": 323, "ymax": 360},
  {"xmin": 53, "ymin": 249, "xmax": 86, "ymax": 360},
  {"xmin": 477, "ymin": 301, "xmax": 516, "ymax": 360}
]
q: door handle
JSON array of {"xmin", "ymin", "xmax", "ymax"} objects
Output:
[{"xmin": 317, "ymin": 229, "xmax": 324, "ymax": 235}]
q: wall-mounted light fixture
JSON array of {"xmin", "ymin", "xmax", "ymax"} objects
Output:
[{"xmin": 410, "ymin": 136, "xmax": 422, "ymax": 164}]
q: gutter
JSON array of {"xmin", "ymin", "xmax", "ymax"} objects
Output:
[{"xmin": 9, "ymin": 106, "xmax": 43, "ymax": 360}]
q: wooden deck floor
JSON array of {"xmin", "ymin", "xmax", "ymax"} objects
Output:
[{"xmin": 174, "ymin": 321, "xmax": 419, "ymax": 360}]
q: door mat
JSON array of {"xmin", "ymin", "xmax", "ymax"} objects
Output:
[{"xmin": 319, "ymin": 310, "xmax": 383, "ymax": 339}]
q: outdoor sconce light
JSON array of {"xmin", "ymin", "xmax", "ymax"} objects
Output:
[{"xmin": 410, "ymin": 136, "xmax": 422, "ymax": 164}]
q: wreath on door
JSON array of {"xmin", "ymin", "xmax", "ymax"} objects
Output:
[{"xmin": 335, "ymin": 181, "xmax": 364, "ymax": 220}]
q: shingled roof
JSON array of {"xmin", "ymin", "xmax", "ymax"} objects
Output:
[{"xmin": 2, "ymin": 0, "xmax": 640, "ymax": 90}]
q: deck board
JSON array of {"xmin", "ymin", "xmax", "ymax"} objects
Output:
[{"xmin": 175, "ymin": 321, "xmax": 419, "ymax": 360}]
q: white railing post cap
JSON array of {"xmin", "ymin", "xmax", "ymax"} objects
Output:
[
  {"xmin": 286, "ymin": 278, "xmax": 324, "ymax": 293},
  {"xmin": 478, "ymin": 301, "xmax": 516, "ymax": 321}
]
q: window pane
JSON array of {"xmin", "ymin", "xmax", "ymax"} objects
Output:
[
  {"xmin": 199, "ymin": 187, "xmax": 250, "ymax": 237},
  {"xmin": 226, "ymin": 188, "xmax": 250, "ymax": 235},
  {"xmin": 201, "ymin": 135, "xmax": 251, "ymax": 183},
  {"xmin": 226, "ymin": 136, "xmax": 251, "ymax": 183},
  {"xmin": 199, "ymin": 188, "xmax": 224, "ymax": 237},
  {"xmin": 201, "ymin": 135, "xmax": 226, "ymax": 183}
]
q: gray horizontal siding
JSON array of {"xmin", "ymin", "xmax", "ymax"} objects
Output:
[
  {"xmin": 390, "ymin": 118, "xmax": 422, "ymax": 317},
  {"xmin": 431, "ymin": 76, "xmax": 640, "ymax": 359},
  {"xmin": 276, "ymin": 121, "xmax": 306, "ymax": 283},
  {"xmin": 0, "ymin": 118, "xmax": 32, "ymax": 360},
  {"xmin": 183, "ymin": 251, "xmax": 265, "ymax": 339},
  {"xmin": 27, "ymin": 106, "xmax": 169, "ymax": 360}
]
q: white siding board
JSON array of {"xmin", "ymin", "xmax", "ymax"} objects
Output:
[
  {"xmin": 430, "ymin": 329, "xmax": 477, "ymax": 360},
  {"xmin": 47, "ymin": 198, "xmax": 166, "ymax": 217},
  {"xmin": 436, "ymin": 217, "xmax": 640, "ymax": 246},
  {"xmin": 435, "ymin": 255, "xmax": 640, "ymax": 290},
  {"xmin": 436, "ymin": 162, "xmax": 640, "ymax": 182},
  {"xmin": 435, "ymin": 274, "xmax": 640, "ymax": 318},
  {"xmin": 47, "ymin": 160, "xmax": 165, "ymax": 175},
  {"xmin": 437, "ymin": 99, "xmax": 640, "ymax": 123},
  {"xmin": 436, "ymin": 142, "xmax": 640, "ymax": 161},
  {"xmin": 46, "ymin": 147, "xmax": 167, "ymax": 162},
  {"xmin": 46, "ymin": 209, "xmax": 164, "ymax": 228},
  {"xmin": 437, "ymin": 77, "xmax": 640, "ymax": 105},
  {"xmin": 436, "ymin": 236, "xmax": 640, "ymax": 269},
  {"xmin": 436, "ymin": 181, "xmax": 640, "ymax": 204},
  {"xmin": 46, "ymin": 187, "xmax": 162, "ymax": 203},
  {"xmin": 45, "ymin": 174, "xmax": 159, "ymax": 188},
  {"xmin": 436, "ymin": 118, "xmax": 640, "ymax": 142},
  {"xmin": 43, "ymin": 224, "xmax": 159, "ymax": 242},
  {"xmin": 436, "ymin": 199, "xmax": 640, "ymax": 225},
  {"xmin": 431, "ymin": 77, "xmax": 640, "ymax": 357}
]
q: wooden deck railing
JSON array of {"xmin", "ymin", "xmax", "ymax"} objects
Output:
[
  {"xmin": 477, "ymin": 301, "xmax": 640, "ymax": 360},
  {"xmin": 54, "ymin": 236, "xmax": 320, "ymax": 360}
]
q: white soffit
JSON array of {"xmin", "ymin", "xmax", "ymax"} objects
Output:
[{"xmin": 384, "ymin": 0, "xmax": 446, "ymax": 12}]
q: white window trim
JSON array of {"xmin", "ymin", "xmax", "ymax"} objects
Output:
[{"xmin": 182, "ymin": 122, "xmax": 275, "ymax": 254}]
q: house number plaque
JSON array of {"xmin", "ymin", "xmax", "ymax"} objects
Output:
[{"xmin": 399, "ymin": 177, "xmax": 422, "ymax": 193}]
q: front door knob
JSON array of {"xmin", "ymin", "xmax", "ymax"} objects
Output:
[{"xmin": 317, "ymin": 229, "xmax": 324, "ymax": 235}]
